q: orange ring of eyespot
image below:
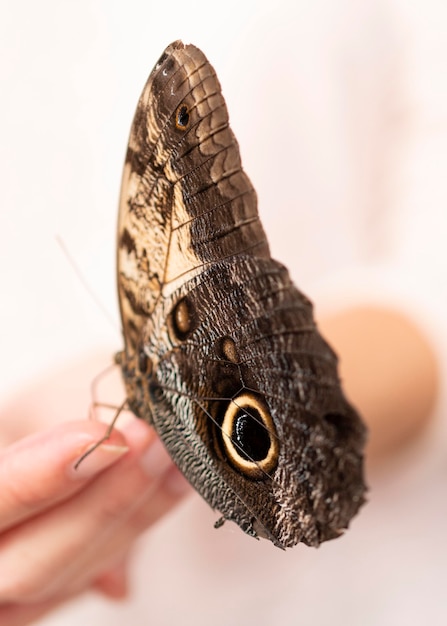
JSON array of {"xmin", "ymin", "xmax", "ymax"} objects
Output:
[{"xmin": 221, "ymin": 393, "xmax": 279, "ymax": 479}]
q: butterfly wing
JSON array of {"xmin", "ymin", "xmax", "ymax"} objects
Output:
[{"xmin": 117, "ymin": 41, "xmax": 366, "ymax": 548}]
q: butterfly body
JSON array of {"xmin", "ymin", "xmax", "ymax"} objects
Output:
[{"xmin": 117, "ymin": 41, "xmax": 366, "ymax": 549}]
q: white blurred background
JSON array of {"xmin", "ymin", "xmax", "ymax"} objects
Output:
[
  {"xmin": 0, "ymin": 0, "xmax": 275, "ymax": 397},
  {"xmin": 0, "ymin": 1, "xmax": 446, "ymax": 625}
]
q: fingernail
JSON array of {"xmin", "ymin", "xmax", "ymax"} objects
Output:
[
  {"xmin": 69, "ymin": 443, "xmax": 129, "ymax": 480},
  {"xmin": 139, "ymin": 437, "xmax": 173, "ymax": 479}
]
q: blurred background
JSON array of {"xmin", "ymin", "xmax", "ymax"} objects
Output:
[{"xmin": 0, "ymin": 1, "xmax": 446, "ymax": 625}]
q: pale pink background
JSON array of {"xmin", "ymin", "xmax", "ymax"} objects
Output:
[{"xmin": 0, "ymin": 1, "xmax": 446, "ymax": 625}]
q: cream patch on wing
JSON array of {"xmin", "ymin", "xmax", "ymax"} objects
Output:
[
  {"xmin": 118, "ymin": 162, "xmax": 170, "ymax": 315},
  {"xmin": 162, "ymin": 181, "xmax": 202, "ymax": 290}
]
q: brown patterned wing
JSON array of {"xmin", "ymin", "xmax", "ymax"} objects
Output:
[
  {"xmin": 117, "ymin": 41, "xmax": 367, "ymax": 548},
  {"xmin": 117, "ymin": 41, "xmax": 269, "ymax": 360}
]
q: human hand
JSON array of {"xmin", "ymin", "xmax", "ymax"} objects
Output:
[
  {"xmin": 0, "ymin": 417, "xmax": 191, "ymax": 626},
  {"xmin": 319, "ymin": 306, "xmax": 438, "ymax": 462}
]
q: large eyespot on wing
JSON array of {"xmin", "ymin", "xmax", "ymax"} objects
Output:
[{"xmin": 219, "ymin": 393, "xmax": 279, "ymax": 479}]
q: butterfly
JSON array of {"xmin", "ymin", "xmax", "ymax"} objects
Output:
[{"xmin": 115, "ymin": 40, "xmax": 366, "ymax": 549}]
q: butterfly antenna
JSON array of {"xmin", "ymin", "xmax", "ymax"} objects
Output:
[
  {"xmin": 74, "ymin": 398, "xmax": 128, "ymax": 469},
  {"xmin": 88, "ymin": 360, "xmax": 121, "ymax": 420},
  {"xmin": 55, "ymin": 234, "xmax": 121, "ymax": 335}
]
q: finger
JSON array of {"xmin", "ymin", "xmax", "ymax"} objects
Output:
[
  {"xmin": 0, "ymin": 421, "xmax": 129, "ymax": 533},
  {"xmin": 67, "ymin": 460, "xmax": 192, "ymax": 596},
  {"xmin": 0, "ymin": 592, "xmax": 77, "ymax": 626},
  {"xmin": 0, "ymin": 419, "xmax": 191, "ymax": 603}
]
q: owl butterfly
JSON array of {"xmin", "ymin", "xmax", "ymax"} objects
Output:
[{"xmin": 116, "ymin": 40, "xmax": 366, "ymax": 549}]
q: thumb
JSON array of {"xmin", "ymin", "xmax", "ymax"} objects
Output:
[{"xmin": 0, "ymin": 421, "xmax": 129, "ymax": 533}]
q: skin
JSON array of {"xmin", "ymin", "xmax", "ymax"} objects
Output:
[
  {"xmin": 0, "ymin": 305, "xmax": 439, "ymax": 625},
  {"xmin": 0, "ymin": 353, "xmax": 192, "ymax": 625},
  {"xmin": 319, "ymin": 306, "xmax": 439, "ymax": 463}
]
